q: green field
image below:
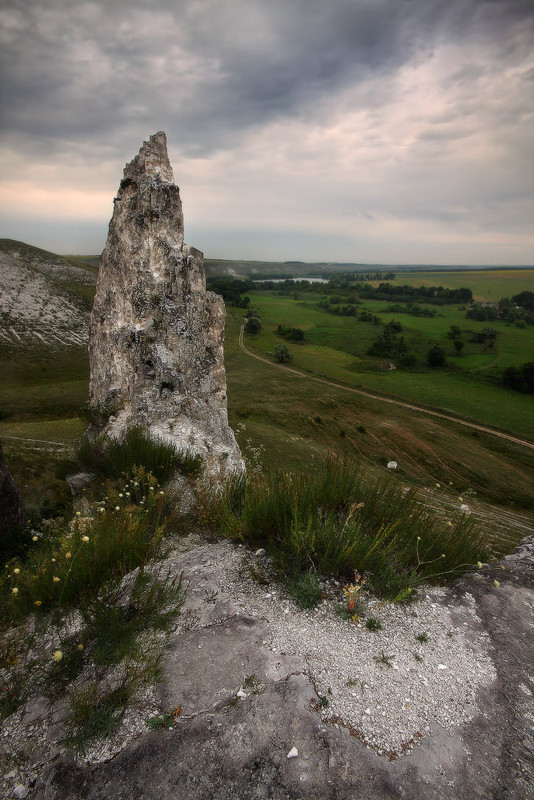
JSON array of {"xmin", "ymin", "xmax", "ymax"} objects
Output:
[
  {"xmin": 380, "ymin": 268, "xmax": 534, "ymax": 303},
  {"xmin": 1, "ymin": 260, "xmax": 533, "ymax": 547},
  {"xmin": 241, "ymin": 288, "xmax": 534, "ymax": 439}
]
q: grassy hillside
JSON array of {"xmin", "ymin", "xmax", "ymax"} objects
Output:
[
  {"xmin": 0, "ymin": 246, "xmax": 532, "ymax": 549},
  {"xmin": 240, "ymin": 282, "xmax": 534, "ymax": 439}
]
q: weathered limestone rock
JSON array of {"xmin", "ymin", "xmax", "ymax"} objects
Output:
[
  {"xmin": 0, "ymin": 440, "xmax": 26, "ymax": 542},
  {"xmin": 30, "ymin": 535, "xmax": 534, "ymax": 800},
  {"xmin": 89, "ymin": 132, "xmax": 243, "ymax": 475}
]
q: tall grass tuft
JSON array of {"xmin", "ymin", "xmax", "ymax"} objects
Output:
[
  {"xmin": 200, "ymin": 457, "xmax": 488, "ymax": 600},
  {"xmin": 69, "ymin": 426, "xmax": 203, "ymax": 484}
]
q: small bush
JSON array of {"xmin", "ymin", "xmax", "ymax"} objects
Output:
[
  {"xmin": 427, "ymin": 345, "xmax": 447, "ymax": 367},
  {"xmin": 274, "ymin": 344, "xmax": 292, "ymax": 363},
  {"xmin": 365, "ymin": 617, "xmax": 383, "ymax": 632},
  {"xmin": 244, "ymin": 315, "xmax": 262, "ymax": 334}
]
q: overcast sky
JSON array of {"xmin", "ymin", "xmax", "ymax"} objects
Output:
[{"xmin": 1, "ymin": 0, "xmax": 533, "ymax": 264}]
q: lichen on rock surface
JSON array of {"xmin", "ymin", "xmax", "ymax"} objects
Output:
[{"xmin": 88, "ymin": 132, "xmax": 243, "ymax": 475}]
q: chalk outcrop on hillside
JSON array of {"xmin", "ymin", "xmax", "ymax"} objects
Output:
[{"xmin": 88, "ymin": 132, "xmax": 243, "ymax": 474}]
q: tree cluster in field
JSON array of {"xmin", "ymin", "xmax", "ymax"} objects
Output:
[
  {"xmin": 467, "ymin": 292, "xmax": 534, "ymax": 326},
  {"xmin": 362, "ymin": 283, "xmax": 471, "ymax": 304},
  {"xmin": 386, "ymin": 302, "xmax": 436, "ymax": 318},
  {"xmin": 207, "ymin": 276, "xmax": 254, "ymax": 307},
  {"xmin": 502, "ymin": 362, "xmax": 534, "ymax": 395},
  {"xmin": 275, "ymin": 324, "xmax": 305, "ymax": 342},
  {"xmin": 244, "ymin": 309, "xmax": 262, "ymax": 334},
  {"xmin": 367, "ymin": 321, "xmax": 408, "ymax": 360}
]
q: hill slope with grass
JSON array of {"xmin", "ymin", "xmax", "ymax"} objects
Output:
[{"xmin": 0, "ymin": 239, "xmax": 96, "ymax": 349}]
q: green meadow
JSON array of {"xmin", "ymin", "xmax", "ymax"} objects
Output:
[
  {"xmin": 242, "ymin": 287, "xmax": 534, "ymax": 439},
  {"xmin": 0, "ymin": 261, "xmax": 533, "ymax": 546},
  {"xmin": 381, "ymin": 268, "xmax": 534, "ymax": 303}
]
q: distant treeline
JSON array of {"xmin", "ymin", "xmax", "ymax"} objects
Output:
[
  {"xmin": 207, "ymin": 274, "xmax": 475, "ymax": 308},
  {"xmin": 335, "ymin": 281, "xmax": 473, "ymax": 305}
]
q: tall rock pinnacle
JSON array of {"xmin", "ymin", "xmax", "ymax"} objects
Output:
[{"xmin": 89, "ymin": 132, "xmax": 243, "ymax": 474}]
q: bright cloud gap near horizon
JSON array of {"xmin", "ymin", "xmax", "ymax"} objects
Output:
[{"xmin": 1, "ymin": 0, "xmax": 533, "ymax": 265}]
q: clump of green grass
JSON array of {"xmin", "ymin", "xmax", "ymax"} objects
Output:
[
  {"xmin": 365, "ymin": 617, "xmax": 383, "ymax": 632},
  {"xmin": 199, "ymin": 456, "xmax": 488, "ymax": 601},
  {"xmin": 63, "ymin": 680, "xmax": 131, "ymax": 756},
  {"xmin": 285, "ymin": 569, "xmax": 323, "ymax": 609},
  {"xmin": 64, "ymin": 425, "xmax": 203, "ymax": 484},
  {"xmin": 83, "ymin": 568, "xmax": 184, "ymax": 667},
  {"xmin": 373, "ymin": 651, "xmax": 395, "ymax": 668}
]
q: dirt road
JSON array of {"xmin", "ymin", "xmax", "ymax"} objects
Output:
[{"xmin": 239, "ymin": 327, "xmax": 534, "ymax": 452}]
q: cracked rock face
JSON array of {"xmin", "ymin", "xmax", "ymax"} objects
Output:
[{"xmin": 89, "ymin": 132, "xmax": 243, "ymax": 474}]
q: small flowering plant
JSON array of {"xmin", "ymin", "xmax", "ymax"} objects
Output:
[
  {"xmin": 342, "ymin": 572, "xmax": 367, "ymax": 622},
  {"xmin": 1, "ymin": 467, "xmax": 168, "ymax": 621}
]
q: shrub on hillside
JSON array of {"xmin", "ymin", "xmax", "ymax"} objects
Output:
[
  {"xmin": 502, "ymin": 362, "xmax": 534, "ymax": 395},
  {"xmin": 427, "ymin": 345, "xmax": 447, "ymax": 367},
  {"xmin": 274, "ymin": 344, "xmax": 292, "ymax": 363},
  {"xmin": 244, "ymin": 315, "xmax": 262, "ymax": 334}
]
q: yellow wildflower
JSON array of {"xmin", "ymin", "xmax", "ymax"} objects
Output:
[
  {"xmin": 52, "ymin": 650, "xmax": 63, "ymax": 662},
  {"xmin": 82, "ymin": 536, "xmax": 89, "ymax": 542},
  {"xmin": 35, "ymin": 600, "xmax": 42, "ymax": 606},
  {"xmin": 53, "ymin": 576, "xmax": 60, "ymax": 583},
  {"xmin": 12, "ymin": 587, "xmax": 18, "ymax": 595},
  {"xmin": 13, "ymin": 568, "xmax": 20, "ymax": 574}
]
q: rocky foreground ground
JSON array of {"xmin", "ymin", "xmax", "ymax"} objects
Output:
[{"xmin": 2, "ymin": 533, "xmax": 533, "ymax": 800}]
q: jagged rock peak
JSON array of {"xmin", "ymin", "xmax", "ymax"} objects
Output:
[
  {"xmin": 123, "ymin": 131, "xmax": 174, "ymax": 183},
  {"xmin": 88, "ymin": 132, "xmax": 243, "ymax": 476}
]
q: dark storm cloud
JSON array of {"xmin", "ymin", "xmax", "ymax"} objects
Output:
[
  {"xmin": 1, "ymin": 0, "xmax": 533, "ymax": 262},
  {"xmin": 1, "ymin": 0, "xmax": 531, "ymax": 160}
]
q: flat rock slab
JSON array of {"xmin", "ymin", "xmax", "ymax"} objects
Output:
[{"xmin": 27, "ymin": 536, "xmax": 534, "ymax": 799}]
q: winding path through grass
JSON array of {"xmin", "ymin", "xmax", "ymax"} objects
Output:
[{"xmin": 239, "ymin": 326, "xmax": 534, "ymax": 452}]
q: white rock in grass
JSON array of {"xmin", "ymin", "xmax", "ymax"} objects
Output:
[
  {"xmin": 387, "ymin": 461, "xmax": 398, "ymax": 470},
  {"xmin": 287, "ymin": 747, "xmax": 299, "ymax": 759}
]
